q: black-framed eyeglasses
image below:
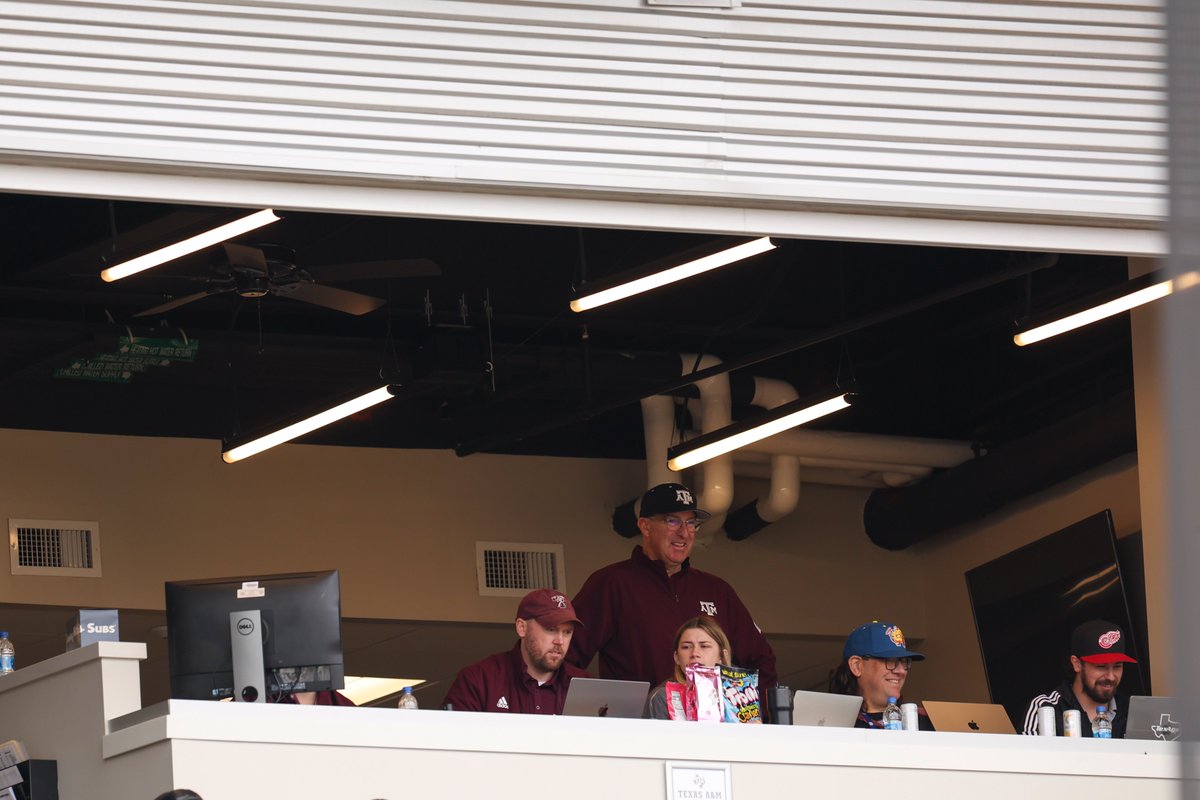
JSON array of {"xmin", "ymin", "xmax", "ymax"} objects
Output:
[
  {"xmin": 861, "ymin": 656, "xmax": 913, "ymax": 671},
  {"xmin": 654, "ymin": 515, "xmax": 701, "ymax": 532}
]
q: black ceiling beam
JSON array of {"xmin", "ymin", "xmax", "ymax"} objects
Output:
[{"xmin": 454, "ymin": 252, "xmax": 1059, "ymax": 457}]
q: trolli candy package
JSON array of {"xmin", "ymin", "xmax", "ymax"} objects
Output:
[
  {"xmin": 720, "ymin": 664, "xmax": 761, "ymax": 723},
  {"xmin": 664, "ymin": 681, "xmax": 689, "ymax": 720},
  {"xmin": 685, "ymin": 663, "xmax": 723, "ymax": 722}
]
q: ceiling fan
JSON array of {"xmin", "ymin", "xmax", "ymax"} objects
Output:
[{"xmin": 132, "ymin": 242, "xmax": 439, "ymax": 318}]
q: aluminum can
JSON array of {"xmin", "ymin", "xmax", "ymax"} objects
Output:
[
  {"xmin": 1037, "ymin": 706, "xmax": 1057, "ymax": 736},
  {"xmin": 901, "ymin": 702, "xmax": 919, "ymax": 731},
  {"xmin": 1063, "ymin": 709, "xmax": 1082, "ymax": 737}
]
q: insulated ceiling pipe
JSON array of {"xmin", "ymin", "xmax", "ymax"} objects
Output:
[
  {"xmin": 685, "ymin": 353, "xmax": 735, "ymax": 535},
  {"xmin": 724, "ymin": 376, "xmax": 803, "ymax": 541},
  {"xmin": 612, "ymin": 394, "xmax": 677, "ymax": 538},
  {"xmin": 733, "ymin": 450, "xmax": 934, "ymax": 487},
  {"xmin": 612, "ymin": 355, "xmax": 736, "ymax": 539},
  {"xmin": 747, "ymin": 428, "xmax": 972, "ymax": 468},
  {"xmin": 733, "ymin": 460, "xmax": 885, "ymax": 489},
  {"xmin": 862, "ymin": 390, "xmax": 1136, "ymax": 550}
]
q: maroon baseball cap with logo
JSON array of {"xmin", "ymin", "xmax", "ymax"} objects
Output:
[
  {"xmin": 516, "ymin": 588, "xmax": 584, "ymax": 628},
  {"xmin": 1071, "ymin": 619, "xmax": 1138, "ymax": 664}
]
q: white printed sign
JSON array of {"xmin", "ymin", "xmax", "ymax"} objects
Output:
[{"xmin": 665, "ymin": 762, "xmax": 731, "ymax": 800}]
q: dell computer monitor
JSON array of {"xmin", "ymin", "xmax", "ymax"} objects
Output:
[{"xmin": 165, "ymin": 569, "xmax": 345, "ymax": 701}]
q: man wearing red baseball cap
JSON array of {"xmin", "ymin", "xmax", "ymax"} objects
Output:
[
  {"xmin": 442, "ymin": 588, "xmax": 590, "ymax": 714},
  {"xmin": 1021, "ymin": 619, "xmax": 1139, "ymax": 737}
]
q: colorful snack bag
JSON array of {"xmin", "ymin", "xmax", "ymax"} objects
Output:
[
  {"xmin": 664, "ymin": 681, "xmax": 689, "ymax": 720},
  {"xmin": 720, "ymin": 664, "xmax": 761, "ymax": 723},
  {"xmin": 685, "ymin": 663, "xmax": 723, "ymax": 722}
]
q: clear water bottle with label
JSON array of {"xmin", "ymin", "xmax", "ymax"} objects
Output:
[
  {"xmin": 0, "ymin": 632, "xmax": 14, "ymax": 675},
  {"xmin": 883, "ymin": 696, "xmax": 902, "ymax": 730},
  {"xmin": 397, "ymin": 685, "xmax": 419, "ymax": 710},
  {"xmin": 1092, "ymin": 706, "xmax": 1112, "ymax": 739}
]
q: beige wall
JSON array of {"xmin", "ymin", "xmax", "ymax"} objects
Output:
[
  {"xmin": 0, "ymin": 427, "xmax": 910, "ymax": 638},
  {"xmin": 0, "ymin": 427, "xmax": 1145, "ymax": 702}
]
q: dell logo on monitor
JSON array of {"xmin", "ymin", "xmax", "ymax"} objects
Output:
[{"xmin": 236, "ymin": 617, "xmax": 256, "ymax": 636}]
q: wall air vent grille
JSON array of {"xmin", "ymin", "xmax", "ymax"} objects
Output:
[
  {"xmin": 9, "ymin": 519, "xmax": 102, "ymax": 577},
  {"xmin": 476, "ymin": 542, "xmax": 564, "ymax": 596}
]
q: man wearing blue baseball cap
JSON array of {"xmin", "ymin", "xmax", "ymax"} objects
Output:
[{"xmin": 829, "ymin": 620, "xmax": 932, "ymax": 729}]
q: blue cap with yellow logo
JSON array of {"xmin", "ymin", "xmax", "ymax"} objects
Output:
[{"xmin": 842, "ymin": 621, "xmax": 926, "ymax": 661}]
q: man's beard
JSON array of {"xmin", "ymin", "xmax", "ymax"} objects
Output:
[
  {"xmin": 525, "ymin": 639, "xmax": 564, "ymax": 674},
  {"xmin": 1083, "ymin": 675, "xmax": 1118, "ymax": 704}
]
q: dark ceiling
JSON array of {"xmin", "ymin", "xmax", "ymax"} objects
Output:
[{"xmin": 0, "ymin": 191, "xmax": 1134, "ymax": 463}]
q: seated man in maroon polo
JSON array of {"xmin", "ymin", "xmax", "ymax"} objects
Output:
[{"xmin": 442, "ymin": 588, "xmax": 590, "ymax": 714}]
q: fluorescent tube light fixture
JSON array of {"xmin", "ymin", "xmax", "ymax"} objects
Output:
[
  {"xmin": 570, "ymin": 237, "xmax": 776, "ymax": 312},
  {"xmin": 222, "ymin": 385, "xmax": 394, "ymax": 463},
  {"xmin": 1014, "ymin": 274, "xmax": 1173, "ymax": 347},
  {"xmin": 667, "ymin": 392, "xmax": 852, "ymax": 471},
  {"xmin": 100, "ymin": 208, "xmax": 281, "ymax": 282}
]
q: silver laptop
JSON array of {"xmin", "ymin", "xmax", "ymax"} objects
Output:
[
  {"xmin": 790, "ymin": 690, "xmax": 863, "ymax": 728},
  {"xmin": 922, "ymin": 700, "xmax": 1015, "ymax": 734},
  {"xmin": 561, "ymin": 678, "xmax": 650, "ymax": 718},
  {"xmin": 1126, "ymin": 696, "xmax": 1182, "ymax": 741}
]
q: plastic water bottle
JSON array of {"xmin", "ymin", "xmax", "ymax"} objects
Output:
[
  {"xmin": 1092, "ymin": 706, "xmax": 1112, "ymax": 739},
  {"xmin": 0, "ymin": 632, "xmax": 14, "ymax": 675},
  {"xmin": 397, "ymin": 686, "xmax": 419, "ymax": 710},
  {"xmin": 883, "ymin": 696, "xmax": 902, "ymax": 730}
]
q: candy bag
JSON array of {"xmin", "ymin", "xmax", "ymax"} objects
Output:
[
  {"xmin": 664, "ymin": 681, "xmax": 689, "ymax": 720},
  {"xmin": 685, "ymin": 663, "xmax": 723, "ymax": 722},
  {"xmin": 720, "ymin": 664, "xmax": 761, "ymax": 723}
]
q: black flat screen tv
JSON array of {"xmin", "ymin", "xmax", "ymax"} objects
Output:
[
  {"xmin": 165, "ymin": 569, "xmax": 345, "ymax": 701},
  {"xmin": 966, "ymin": 510, "xmax": 1147, "ymax": 729}
]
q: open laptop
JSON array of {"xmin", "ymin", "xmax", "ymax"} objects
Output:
[
  {"xmin": 561, "ymin": 678, "xmax": 650, "ymax": 719},
  {"xmin": 1126, "ymin": 696, "xmax": 1182, "ymax": 741},
  {"xmin": 790, "ymin": 690, "xmax": 863, "ymax": 728},
  {"xmin": 922, "ymin": 701, "xmax": 1015, "ymax": 734}
]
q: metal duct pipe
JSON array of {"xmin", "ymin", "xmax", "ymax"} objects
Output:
[{"xmin": 862, "ymin": 390, "xmax": 1136, "ymax": 550}]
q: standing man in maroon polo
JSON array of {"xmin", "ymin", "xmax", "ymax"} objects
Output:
[
  {"xmin": 443, "ymin": 588, "xmax": 590, "ymax": 713},
  {"xmin": 567, "ymin": 482, "xmax": 776, "ymax": 689}
]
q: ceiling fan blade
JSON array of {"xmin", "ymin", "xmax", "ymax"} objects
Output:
[
  {"xmin": 306, "ymin": 258, "xmax": 441, "ymax": 282},
  {"xmin": 275, "ymin": 283, "xmax": 385, "ymax": 315},
  {"xmin": 132, "ymin": 288, "xmax": 229, "ymax": 318}
]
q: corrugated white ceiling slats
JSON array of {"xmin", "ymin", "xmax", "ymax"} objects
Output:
[{"xmin": 0, "ymin": 0, "xmax": 1167, "ymax": 251}]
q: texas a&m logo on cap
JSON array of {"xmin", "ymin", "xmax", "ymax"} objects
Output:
[
  {"xmin": 676, "ymin": 489, "xmax": 694, "ymax": 504},
  {"xmin": 551, "ymin": 593, "xmax": 567, "ymax": 609}
]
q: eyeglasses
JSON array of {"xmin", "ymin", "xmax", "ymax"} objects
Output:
[
  {"xmin": 861, "ymin": 656, "xmax": 913, "ymax": 671},
  {"xmin": 655, "ymin": 515, "xmax": 701, "ymax": 532}
]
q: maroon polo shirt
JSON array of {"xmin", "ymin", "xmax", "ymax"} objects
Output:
[
  {"xmin": 442, "ymin": 642, "xmax": 590, "ymax": 714},
  {"xmin": 567, "ymin": 545, "xmax": 776, "ymax": 689}
]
